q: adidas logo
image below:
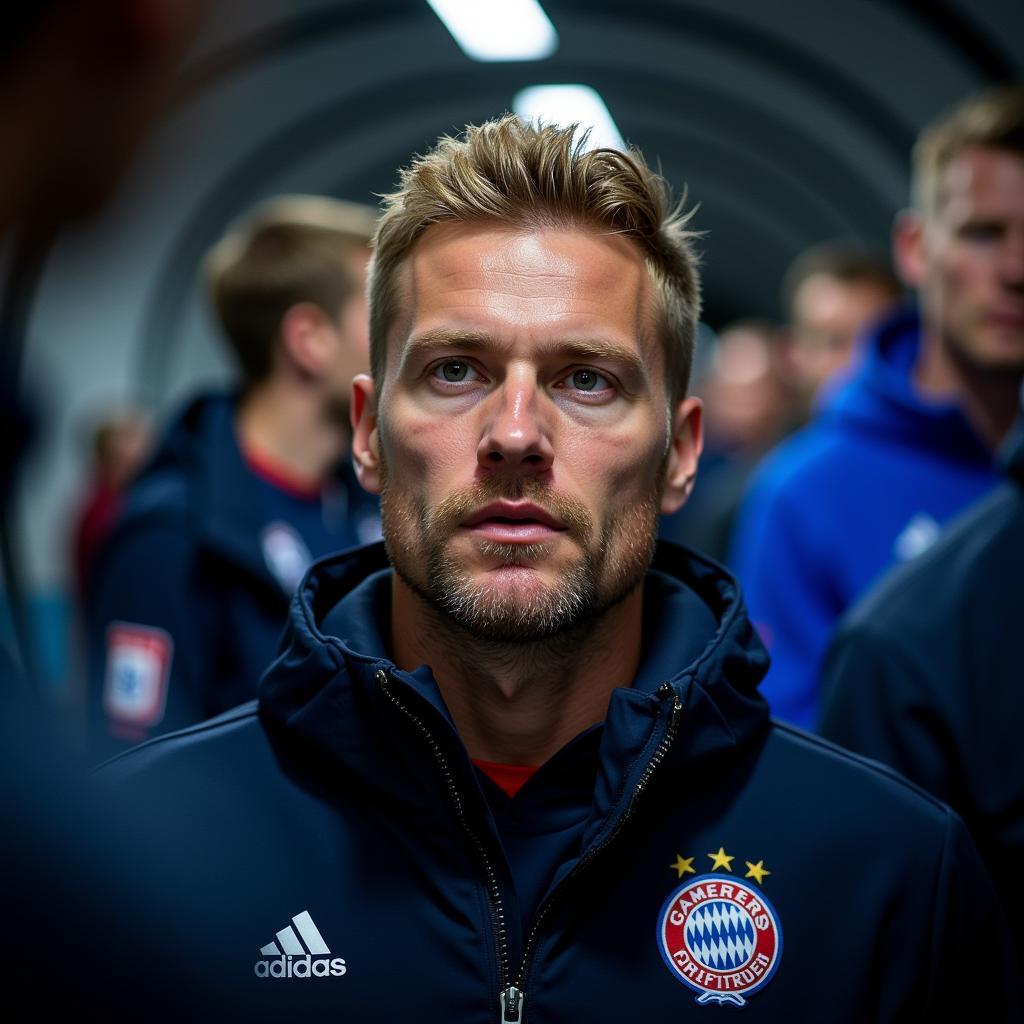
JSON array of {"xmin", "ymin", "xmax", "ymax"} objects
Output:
[{"xmin": 253, "ymin": 910, "xmax": 347, "ymax": 979}]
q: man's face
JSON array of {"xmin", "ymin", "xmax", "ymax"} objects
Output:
[
  {"xmin": 354, "ymin": 223, "xmax": 700, "ymax": 642},
  {"xmin": 790, "ymin": 274, "xmax": 896, "ymax": 393},
  {"xmin": 909, "ymin": 145, "xmax": 1024, "ymax": 371}
]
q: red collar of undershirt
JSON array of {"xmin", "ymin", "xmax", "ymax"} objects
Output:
[
  {"xmin": 473, "ymin": 759, "xmax": 540, "ymax": 798},
  {"xmin": 241, "ymin": 444, "xmax": 321, "ymax": 501}
]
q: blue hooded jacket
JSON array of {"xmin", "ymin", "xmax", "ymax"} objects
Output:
[
  {"xmin": 99, "ymin": 541, "xmax": 1018, "ymax": 1021},
  {"xmin": 730, "ymin": 308, "xmax": 999, "ymax": 729}
]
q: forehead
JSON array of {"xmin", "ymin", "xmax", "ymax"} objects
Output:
[
  {"xmin": 938, "ymin": 145, "xmax": 1024, "ymax": 221},
  {"xmin": 388, "ymin": 222, "xmax": 660, "ymax": 365}
]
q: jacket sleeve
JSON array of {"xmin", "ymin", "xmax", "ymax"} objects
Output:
[
  {"xmin": 85, "ymin": 520, "xmax": 211, "ymax": 761},
  {"xmin": 818, "ymin": 622, "xmax": 957, "ymax": 805},
  {"xmin": 924, "ymin": 807, "xmax": 1021, "ymax": 1019},
  {"xmin": 730, "ymin": 468, "xmax": 840, "ymax": 730}
]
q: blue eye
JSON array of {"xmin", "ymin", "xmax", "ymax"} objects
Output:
[
  {"xmin": 567, "ymin": 368, "xmax": 609, "ymax": 392},
  {"xmin": 433, "ymin": 360, "xmax": 476, "ymax": 383}
]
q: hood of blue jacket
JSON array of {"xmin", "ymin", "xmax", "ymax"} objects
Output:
[
  {"xmin": 819, "ymin": 306, "xmax": 991, "ymax": 466},
  {"xmin": 258, "ymin": 540, "xmax": 771, "ymax": 832}
]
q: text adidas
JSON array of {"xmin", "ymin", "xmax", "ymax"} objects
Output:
[{"xmin": 254, "ymin": 954, "xmax": 347, "ymax": 979}]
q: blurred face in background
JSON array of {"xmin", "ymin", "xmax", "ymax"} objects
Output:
[
  {"xmin": 700, "ymin": 325, "xmax": 793, "ymax": 458},
  {"xmin": 788, "ymin": 273, "xmax": 897, "ymax": 396},
  {"xmin": 902, "ymin": 145, "xmax": 1024, "ymax": 375}
]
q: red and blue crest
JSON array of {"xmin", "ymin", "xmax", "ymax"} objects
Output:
[{"xmin": 657, "ymin": 874, "xmax": 782, "ymax": 1007}]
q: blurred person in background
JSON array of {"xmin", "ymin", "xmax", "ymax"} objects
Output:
[
  {"xmin": 85, "ymin": 195, "xmax": 380, "ymax": 758},
  {"xmin": 730, "ymin": 84, "xmax": 1024, "ymax": 730},
  {"xmin": 820, "ymin": 390, "xmax": 1024, "ymax": 965},
  {"xmin": 660, "ymin": 319, "xmax": 796, "ymax": 562},
  {"xmin": 781, "ymin": 243, "xmax": 902, "ymax": 415},
  {"xmin": 0, "ymin": 1, "xmax": 238, "ymax": 1017},
  {"xmin": 71, "ymin": 408, "xmax": 152, "ymax": 597}
]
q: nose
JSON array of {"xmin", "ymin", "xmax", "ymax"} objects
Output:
[{"xmin": 477, "ymin": 370, "xmax": 555, "ymax": 476}]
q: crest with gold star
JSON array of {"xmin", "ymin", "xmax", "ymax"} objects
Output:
[{"xmin": 657, "ymin": 847, "xmax": 782, "ymax": 1007}]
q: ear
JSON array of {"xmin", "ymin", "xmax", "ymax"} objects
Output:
[
  {"xmin": 660, "ymin": 396, "xmax": 703, "ymax": 515},
  {"xmin": 279, "ymin": 302, "xmax": 336, "ymax": 377},
  {"xmin": 351, "ymin": 374, "xmax": 382, "ymax": 495},
  {"xmin": 892, "ymin": 210, "xmax": 927, "ymax": 289}
]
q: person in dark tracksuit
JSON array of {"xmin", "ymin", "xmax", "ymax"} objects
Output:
[
  {"xmin": 86, "ymin": 197, "xmax": 381, "ymax": 758},
  {"xmin": 821, "ymin": 401, "xmax": 1024, "ymax": 966},
  {"xmin": 730, "ymin": 85, "xmax": 1024, "ymax": 731},
  {"xmin": 100, "ymin": 117, "xmax": 1020, "ymax": 1021},
  {"xmin": 1, "ymin": 3, "xmax": 240, "ymax": 1018}
]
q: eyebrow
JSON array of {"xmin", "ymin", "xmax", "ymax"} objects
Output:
[{"xmin": 401, "ymin": 329, "xmax": 649, "ymax": 381}]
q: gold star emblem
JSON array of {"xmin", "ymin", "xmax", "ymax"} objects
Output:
[
  {"xmin": 745, "ymin": 860, "xmax": 770, "ymax": 885},
  {"xmin": 707, "ymin": 846, "xmax": 734, "ymax": 872},
  {"xmin": 670, "ymin": 855, "xmax": 696, "ymax": 878}
]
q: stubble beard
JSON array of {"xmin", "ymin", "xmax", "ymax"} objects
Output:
[{"xmin": 379, "ymin": 460, "xmax": 664, "ymax": 645}]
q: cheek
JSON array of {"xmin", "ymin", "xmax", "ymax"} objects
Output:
[
  {"xmin": 560, "ymin": 421, "xmax": 667, "ymax": 504},
  {"xmin": 938, "ymin": 249, "xmax": 990, "ymax": 298},
  {"xmin": 382, "ymin": 399, "xmax": 474, "ymax": 486}
]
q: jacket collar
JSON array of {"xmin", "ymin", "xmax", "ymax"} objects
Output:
[{"xmin": 258, "ymin": 541, "xmax": 771, "ymax": 830}]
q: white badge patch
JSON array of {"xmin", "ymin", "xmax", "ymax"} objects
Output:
[
  {"xmin": 103, "ymin": 623, "xmax": 173, "ymax": 727},
  {"xmin": 893, "ymin": 512, "xmax": 941, "ymax": 561},
  {"xmin": 262, "ymin": 521, "xmax": 312, "ymax": 594}
]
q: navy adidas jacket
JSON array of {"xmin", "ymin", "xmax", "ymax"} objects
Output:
[
  {"xmin": 99, "ymin": 542, "xmax": 1019, "ymax": 1021},
  {"xmin": 730, "ymin": 307, "xmax": 999, "ymax": 730},
  {"xmin": 84, "ymin": 392, "xmax": 378, "ymax": 759},
  {"xmin": 821, "ymin": 412, "xmax": 1024, "ymax": 964}
]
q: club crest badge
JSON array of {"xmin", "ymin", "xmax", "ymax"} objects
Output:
[{"xmin": 657, "ymin": 873, "xmax": 782, "ymax": 1007}]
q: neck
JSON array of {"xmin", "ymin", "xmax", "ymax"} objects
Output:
[
  {"xmin": 914, "ymin": 328, "xmax": 1022, "ymax": 449},
  {"xmin": 236, "ymin": 377, "xmax": 350, "ymax": 485},
  {"xmin": 390, "ymin": 575, "xmax": 645, "ymax": 766}
]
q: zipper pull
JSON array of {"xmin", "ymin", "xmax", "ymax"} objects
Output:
[{"xmin": 500, "ymin": 986, "xmax": 524, "ymax": 1023}]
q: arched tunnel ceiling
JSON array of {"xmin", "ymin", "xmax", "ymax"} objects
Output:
[
  {"xmin": 17, "ymin": 0, "xmax": 1024, "ymax": 586},
  {"xmin": 127, "ymin": 0, "xmax": 1021, "ymax": 398}
]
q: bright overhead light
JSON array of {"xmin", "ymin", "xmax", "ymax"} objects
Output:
[
  {"xmin": 426, "ymin": 0, "xmax": 558, "ymax": 62},
  {"xmin": 513, "ymin": 85, "xmax": 626, "ymax": 151}
]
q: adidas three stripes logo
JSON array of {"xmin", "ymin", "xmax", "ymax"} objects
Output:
[{"xmin": 254, "ymin": 911, "xmax": 347, "ymax": 979}]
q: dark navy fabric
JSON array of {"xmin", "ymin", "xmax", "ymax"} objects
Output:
[
  {"xmin": 821, "ymin": 412, "xmax": 1024, "ymax": 964},
  {"xmin": 730, "ymin": 307, "xmax": 999, "ymax": 729},
  {"xmin": 98, "ymin": 541, "xmax": 1020, "ymax": 1021},
  {"xmin": 85, "ymin": 392, "xmax": 379, "ymax": 759}
]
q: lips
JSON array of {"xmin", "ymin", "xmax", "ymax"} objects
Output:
[{"xmin": 462, "ymin": 501, "xmax": 567, "ymax": 543}]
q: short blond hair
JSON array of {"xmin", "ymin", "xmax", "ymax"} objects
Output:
[
  {"xmin": 913, "ymin": 84, "xmax": 1024, "ymax": 216},
  {"xmin": 369, "ymin": 115, "xmax": 701, "ymax": 401},
  {"xmin": 205, "ymin": 195, "xmax": 377, "ymax": 386}
]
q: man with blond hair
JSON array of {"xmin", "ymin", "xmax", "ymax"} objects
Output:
[
  {"xmin": 100, "ymin": 117, "xmax": 1018, "ymax": 1019},
  {"xmin": 86, "ymin": 196, "xmax": 381, "ymax": 757},
  {"xmin": 732, "ymin": 85, "xmax": 1024, "ymax": 730}
]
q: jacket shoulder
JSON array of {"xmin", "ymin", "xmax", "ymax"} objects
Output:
[
  {"xmin": 117, "ymin": 465, "xmax": 192, "ymax": 530},
  {"xmin": 97, "ymin": 701, "xmax": 266, "ymax": 784},
  {"xmin": 764, "ymin": 720, "xmax": 956, "ymax": 826}
]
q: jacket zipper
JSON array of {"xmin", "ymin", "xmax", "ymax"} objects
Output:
[
  {"xmin": 502, "ymin": 681, "xmax": 682, "ymax": 1022},
  {"xmin": 379, "ymin": 669, "xmax": 681, "ymax": 1024},
  {"xmin": 377, "ymin": 670, "xmax": 511, "ymax": 995}
]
